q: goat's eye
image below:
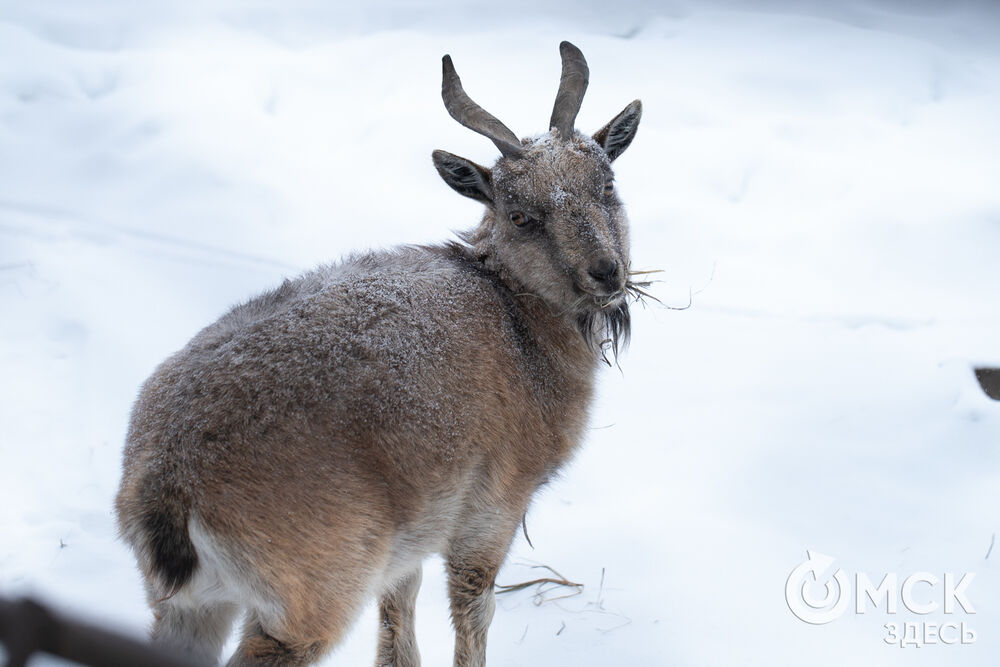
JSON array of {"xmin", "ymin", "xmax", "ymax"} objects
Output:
[
  {"xmin": 509, "ymin": 211, "xmax": 527, "ymax": 227},
  {"xmin": 603, "ymin": 181, "xmax": 615, "ymax": 196}
]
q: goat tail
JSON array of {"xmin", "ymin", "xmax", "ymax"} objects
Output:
[{"xmin": 117, "ymin": 475, "xmax": 198, "ymax": 599}]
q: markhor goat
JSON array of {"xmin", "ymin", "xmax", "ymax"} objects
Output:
[{"xmin": 116, "ymin": 41, "xmax": 642, "ymax": 666}]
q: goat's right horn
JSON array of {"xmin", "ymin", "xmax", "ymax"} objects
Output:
[
  {"xmin": 549, "ymin": 41, "xmax": 590, "ymax": 139},
  {"xmin": 441, "ymin": 55, "xmax": 524, "ymax": 159}
]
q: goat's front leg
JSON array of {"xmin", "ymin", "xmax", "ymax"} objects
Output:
[
  {"xmin": 446, "ymin": 518, "xmax": 519, "ymax": 667},
  {"xmin": 375, "ymin": 567, "xmax": 422, "ymax": 667}
]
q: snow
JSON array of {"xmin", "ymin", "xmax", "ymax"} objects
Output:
[{"xmin": 1, "ymin": 0, "xmax": 999, "ymax": 664}]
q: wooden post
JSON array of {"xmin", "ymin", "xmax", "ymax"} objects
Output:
[
  {"xmin": 975, "ymin": 367, "xmax": 1000, "ymax": 401},
  {"xmin": 0, "ymin": 597, "xmax": 202, "ymax": 667}
]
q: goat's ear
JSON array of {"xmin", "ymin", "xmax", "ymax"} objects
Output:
[
  {"xmin": 432, "ymin": 150, "xmax": 493, "ymax": 204},
  {"xmin": 593, "ymin": 100, "xmax": 642, "ymax": 162}
]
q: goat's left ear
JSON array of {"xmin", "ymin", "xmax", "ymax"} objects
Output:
[
  {"xmin": 593, "ymin": 100, "xmax": 642, "ymax": 162},
  {"xmin": 432, "ymin": 150, "xmax": 493, "ymax": 204}
]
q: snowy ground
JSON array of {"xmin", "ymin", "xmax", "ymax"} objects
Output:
[{"xmin": 2, "ymin": 1, "xmax": 999, "ymax": 665}]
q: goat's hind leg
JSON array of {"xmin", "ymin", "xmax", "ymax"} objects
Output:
[
  {"xmin": 375, "ymin": 566, "xmax": 422, "ymax": 667},
  {"xmin": 151, "ymin": 598, "xmax": 238, "ymax": 665},
  {"xmin": 227, "ymin": 616, "xmax": 329, "ymax": 667},
  {"xmin": 225, "ymin": 564, "xmax": 374, "ymax": 666}
]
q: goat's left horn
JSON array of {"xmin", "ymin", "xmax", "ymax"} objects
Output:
[{"xmin": 549, "ymin": 41, "xmax": 590, "ymax": 139}]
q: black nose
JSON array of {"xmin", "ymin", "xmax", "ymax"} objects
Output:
[{"xmin": 588, "ymin": 258, "xmax": 619, "ymax": 288}]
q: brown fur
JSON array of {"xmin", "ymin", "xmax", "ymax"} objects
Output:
[{"xmin": 115, "ymin": 43, "xmax": 642, "ymax": 666}]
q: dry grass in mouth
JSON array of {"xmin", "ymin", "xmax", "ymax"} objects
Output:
[
  {"xmin": 623, "ymin": 268, "xmax": 691, "ymax": 311},
  {"xmin": 590, "ymin": 268, "xmax": 690, "ymax": 311}
]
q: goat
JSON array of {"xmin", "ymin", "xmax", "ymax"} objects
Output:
[{"xmin": 115, "ymin": 41, "xmax": 642, "ymax": 667}]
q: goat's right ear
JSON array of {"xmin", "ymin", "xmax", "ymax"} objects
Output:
[{"xmin": 432, "ymin": 150, "xmax": 493, "ymax": 204}]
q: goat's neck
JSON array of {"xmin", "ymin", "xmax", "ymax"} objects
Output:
[{"xmin": 480, "ymin": 263, "xmax": 598, "ymax": 385}]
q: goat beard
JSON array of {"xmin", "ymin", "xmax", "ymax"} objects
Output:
[{"xmin": 577, "ymin": 300, "xmax": 631, "ymax": 363}]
